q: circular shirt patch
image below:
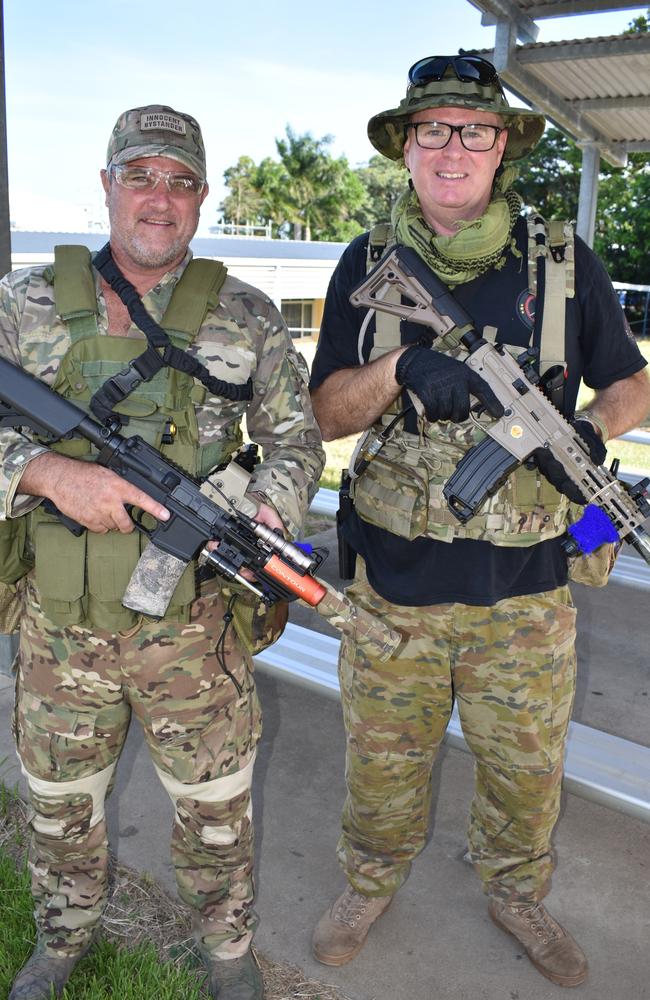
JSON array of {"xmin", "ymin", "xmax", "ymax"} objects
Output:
[{"xmin": 516, "ymin": 291, "xmax": 536, "ymax": 329}]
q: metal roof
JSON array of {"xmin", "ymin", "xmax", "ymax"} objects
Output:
[{"xmin": 468, "ymin": 2, "xmax": 650, "ymax": 166}]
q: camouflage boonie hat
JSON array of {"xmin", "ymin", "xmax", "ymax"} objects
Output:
[
  {"xmin": 368, "ymin": 55, "xmax": 545, "ymax": 163},
  {"xmin": 106, "ymin": 104, "xmax": 206, "ymax": 179}
]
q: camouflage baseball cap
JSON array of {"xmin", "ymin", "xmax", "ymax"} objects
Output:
[
  {"xmin": 106, "ymin": 104, "xmax": 206, "ymax": 179},
  {"xmin": 368, "ymin": 55, "xmax": 545, "ymax": 163}
]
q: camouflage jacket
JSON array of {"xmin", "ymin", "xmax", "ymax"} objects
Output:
[{"xmin": 0, "ymin": 250, "xmax": 325, "ymax": 539}]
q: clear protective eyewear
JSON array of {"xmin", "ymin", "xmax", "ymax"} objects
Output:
[
  {"xmin": 110, "ymin": 163, "xmax": 206, "ymax": 197},
  {"xmin": 406, "ymin": 121, "xmax": 504, "ymax": 152}
]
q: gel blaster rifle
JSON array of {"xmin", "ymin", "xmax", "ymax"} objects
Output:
[
  {"xmin": 349, "ymin": 245, "xmax": 650, "ymax": 564},
  {"xmin": 0, "ymin": 356, "xmax": 401, "ymax": 659}
]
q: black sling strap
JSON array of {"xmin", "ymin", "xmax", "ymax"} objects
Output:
[{"xmin": 90, "ymin": 242, "xmax": 253, "ymax": 423}]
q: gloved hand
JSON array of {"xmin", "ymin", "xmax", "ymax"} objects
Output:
[
  {"xmin": 533, "ymin": 418, "xmax": 607, "ymax": 504},
  {"xmin": 394, "ymin": 345, "xmax": 504, "ymax": 423}
]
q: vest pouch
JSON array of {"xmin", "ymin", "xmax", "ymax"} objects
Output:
[
  {"xmin": 0, "ymin": 516, "xmax": 33, "ymax": 585},
  {"xmin": 493, "ymin": 464, "xmax": 569, "ymax": 544},
  {"xmin": 352, "ymin": 452, "xmax": 429, "ymax": 541},
  {"xmin": 33, "ymin": 516, "xmax": 88, "ymax": 627},
  {"xmin": 0, "ymin": 512, "xmax": 30, "ymax": 633},
  {"xmin": 85, "ymin": 530, "xmax": 198, "ymax": 630},
  {"xmin": 86, "ymin": 530, "xmax": 143, "ymax": 631},
  {"xmin": 567, "ymin": 542, "xmax": 619, "ymax": 587}
]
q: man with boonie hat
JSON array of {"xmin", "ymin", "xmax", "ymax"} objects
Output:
[
  {"xmin": 0, "ymin": 104, "xmax": 324, "ymax": 999},
  {"xmin": 309, "ymin": 55, "xmax": 649, "ymax": 988}
]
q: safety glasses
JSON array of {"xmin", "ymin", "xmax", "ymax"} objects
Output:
[
  {"xmin": 408, "ymin": 55, "xmax": 505, "ymax": 95},
  {"xmin": 109, "ymin": 164, "xmax": 205, "ymax": 197}
]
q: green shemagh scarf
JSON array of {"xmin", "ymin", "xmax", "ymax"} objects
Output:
[{"xmin": 392, "ymin": 165, "xmax": 522, "ymax": 286}]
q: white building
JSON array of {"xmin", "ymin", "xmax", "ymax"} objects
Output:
[{"xmin": 10, "ymin": 232, "xmax": 347, "ymax": 340}]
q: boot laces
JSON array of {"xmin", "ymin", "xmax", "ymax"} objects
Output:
[
  {"xmin": 333, "ymin": 888, "xmax": 372, "ymax": 928},
  {"xmin": 515, "ymin": 903, "xmax": 563, "ymax": 945}
]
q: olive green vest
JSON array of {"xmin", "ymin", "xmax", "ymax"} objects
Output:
[
  {"xmin": 350, "ymin": 219, "xmax": 575, "ymax": 547},
  {"xmin": 3, "ymin": 247, "xmax": 237, "ymax": 632}
]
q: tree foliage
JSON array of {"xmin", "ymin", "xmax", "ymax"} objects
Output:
[
  {"xmin": 353, "ymin": 155, "xmax": 409, "ymax": 229},
  {"xmin": 218, "ymin": 127, "xmax": 413, "ymax": 241},
  {"xmin": 219, "ymin": 127, "xmax": 368, "ymax": 241},
  {"xmin": 515, "ymin": 123, "xmax": 650, "ymax": 284}
]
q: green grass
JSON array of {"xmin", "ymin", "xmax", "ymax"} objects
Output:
[
  {"xmin": 0, "ymin": 784, "xmax": 205, "ymax": 1000},
  {"xmin": 0, "ymin": 854, "xmax": 204, "ymax": 1000}
]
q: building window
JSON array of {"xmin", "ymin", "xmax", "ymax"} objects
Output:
[{"xmin": 281, "ymin": 300, "xmax": 315, "ymax": 338}]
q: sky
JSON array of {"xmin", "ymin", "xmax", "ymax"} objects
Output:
[{"xmin": 3, "ymin": 0, "xmax": 644, "ymax": 233}]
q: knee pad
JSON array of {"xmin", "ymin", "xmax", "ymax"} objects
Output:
[
  {"xmin": 22, "ymin": 761, "xmax": 116, "ymax": 839},
  {"xmin": 154, "ymin": 753, "xmax": 255, "ymax": 847}
]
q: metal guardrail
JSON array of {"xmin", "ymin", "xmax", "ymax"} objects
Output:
[{"xmin": 255, "ymin": 623, "xmax": 650, "ymax": 824}]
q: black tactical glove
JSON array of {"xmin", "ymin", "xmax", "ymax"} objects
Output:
[
  {"xmin": 533, "ymin": 418, "xmax": 607, "ymax": 504},
  {"xmin": 394, "ymin": 345, "xmax": 504, "ymax": 423}
]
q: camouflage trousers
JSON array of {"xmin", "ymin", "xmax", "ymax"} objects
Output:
[
  {"xmin": 12, "ymin": 576, "xmax": 262, "ymax": 960},
  {"xmin": 336, "ymin": 564, "xmax": 577, "ymax": 905}
]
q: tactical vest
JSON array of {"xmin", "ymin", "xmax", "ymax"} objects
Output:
[
  {"xmin": 8, "ymin": 246, "xmax": 237, "ymax": 632},
  {"xmin": 350, "ymin": 218, "xmax": 576, "ymax": 546}
]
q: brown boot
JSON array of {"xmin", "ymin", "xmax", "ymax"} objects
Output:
[
  {"xmin": 312, "ymin": 885, "xmax": 393, "ymax": 966},
  {"xmin": 488, "ymin": 899, "xmax": 588, "ymax": 987}
]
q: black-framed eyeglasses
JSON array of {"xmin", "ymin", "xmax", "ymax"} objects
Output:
[
  {"xmin": 406, "ymin": 121, "xmax": 504, "ymax": 152},
  {"xmin": 407, "ymin": 55, "xmax": 505, "ymax": 96}
]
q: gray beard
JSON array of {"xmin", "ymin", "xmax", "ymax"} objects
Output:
[{"xmin": 123, "ymin": 235, "xmax": 188, "ymax": 269}]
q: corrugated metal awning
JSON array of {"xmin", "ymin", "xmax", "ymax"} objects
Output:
[{"xmin": 468, "ymin": 1, "xmax": 650, "ymax": 166}]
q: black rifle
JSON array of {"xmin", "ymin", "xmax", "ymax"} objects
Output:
[{"xmin": 0, "ymin": 357, "xmax": 401, "ymax": 659}]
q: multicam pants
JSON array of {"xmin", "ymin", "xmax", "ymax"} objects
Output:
[
  {"xmin": 336, "ymin": 563, "xmax": 577, "ymax": 905},
  {"xmin": 12, "ymin": 577, "xmax": 261, "ymax": 960}
]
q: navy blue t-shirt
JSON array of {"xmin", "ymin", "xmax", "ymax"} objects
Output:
[{"xmin": 310, "ymin": 217, "xmax": 646, "ymax": 607}]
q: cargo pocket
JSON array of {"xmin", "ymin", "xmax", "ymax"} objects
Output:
[
  {"xmin": 15, "ymin": 688, "xmax": 98, "ymax": 778},
  {"xmin": 148, "ymin": 687, "xmax": 259, "ymax": 784}
]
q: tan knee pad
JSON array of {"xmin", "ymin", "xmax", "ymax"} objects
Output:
[
  {"xmin": 153, "ymin": 753, "xmax": 255, "ymax": 846},
  {"xmin": 21, "ymin": 761, "xmax": 116, "ymax": 838}
]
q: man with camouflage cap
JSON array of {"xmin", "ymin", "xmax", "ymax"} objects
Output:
[
  {"xmin": 0, "ymin": 104, "xmax": 324, "ymax": 999},
  {"xmin": 309, "ymin": 56, "xmax": 650, "ymax": 987}
]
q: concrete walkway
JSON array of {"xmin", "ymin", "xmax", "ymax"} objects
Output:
[{"xmin": 0, "ymin": 537, "xmax": 649, "ymax": 999}]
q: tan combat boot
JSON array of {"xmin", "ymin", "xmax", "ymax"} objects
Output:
[
  {"xmin": 312, "ymin": 885, "xmax": 393, "ymax": 966},
  {"xmin": 488, "ymin": 898, "xmax": 588, "ymax": 987}
]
